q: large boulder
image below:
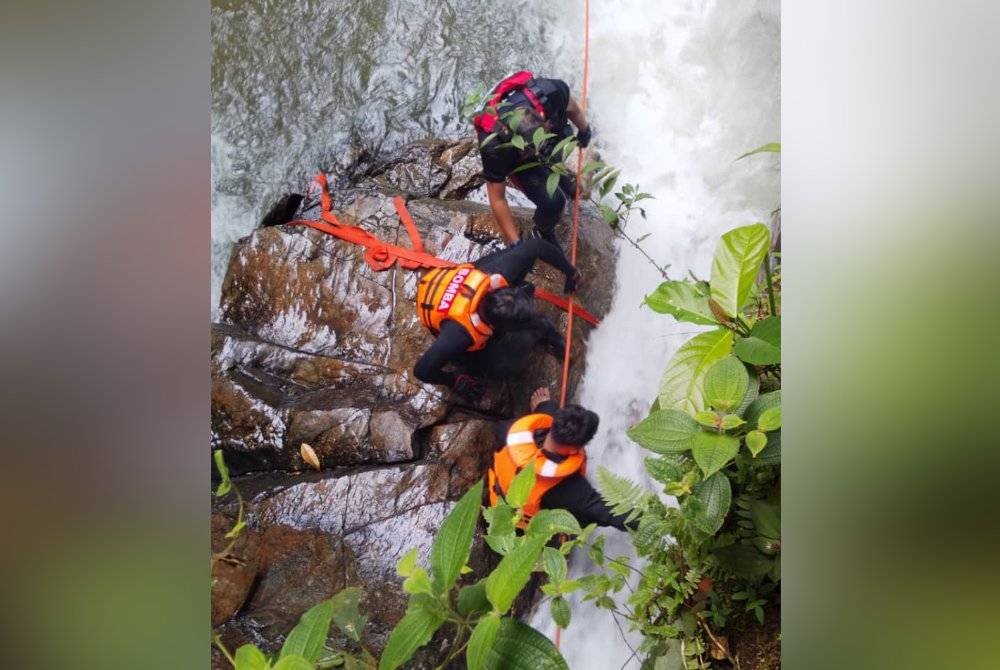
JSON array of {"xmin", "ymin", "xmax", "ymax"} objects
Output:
[{"xmin": 211, "ymin": 137, "xmax": 616, "ymax": 661}]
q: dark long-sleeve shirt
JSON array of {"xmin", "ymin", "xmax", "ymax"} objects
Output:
[
  {"xmin": 495, "ymin": 400, "xmax": 630, "ymax": 531},
  {"xmin": 412, "ymin": 239, "xmax": 573, "ymax": 386}
]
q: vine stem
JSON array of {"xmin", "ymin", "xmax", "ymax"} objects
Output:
[
  {"xmin": 698, "ymin": 619, "xmax": 741, "ymax": 668},
  {"xmin": 213, "ymin": 632, "xmax": 236, "ymax": 669},
  {"xmin": 615, "ymin": 226, "xmax": 670, "ymax": 279}
]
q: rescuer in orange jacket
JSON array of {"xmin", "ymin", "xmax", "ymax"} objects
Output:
[
  {"xmin": 489, "ymin": 388, "xmax": 629, "ymax": 531},
  {"xmin": 413, "ymin": 240, "xmax": 581, "ymax": 401}
]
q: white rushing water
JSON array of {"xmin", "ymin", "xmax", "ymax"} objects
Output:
[{"xmin": 530, "ymin": 2, "xmax": 780, "ymax": 667}]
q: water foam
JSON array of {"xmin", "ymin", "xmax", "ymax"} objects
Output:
[{"xmin": 532, "ymin": 2, "xmax": 780, "ymax": 666}]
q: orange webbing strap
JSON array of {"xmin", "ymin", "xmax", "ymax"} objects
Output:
[
  {"xmin": 556, "ymin": 0, "xmax": 590, "ymax": 653},
  {"xmin": 289, "ymin": 172, "xmax": 601, "ymax": 327}
]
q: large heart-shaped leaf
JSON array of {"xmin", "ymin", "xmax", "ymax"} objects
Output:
[
  {"xmin": 431, "ymin": 480, "xmax": 483, "ymax": 593},
  {"xmin": 691, "ymin": 431, "xmax": 740, "ymax": 477},
  {"xmin": 710, "ymin": 223, "xmax": 771, "ymax": 318},
  {"xmin": 485, "ymin": 618, "xmax": 569, "ymax": 669},
  {"xmin": 658, "ymin": 328, "xmax": 734, "ymax": 413},
  {"xmin": 692, "ymin": 472, "xmax": 732, "ymax": 534},
  {"xmin": 734, "ymin": 316, "xmax": 781, "ymax": 365},
  {"xmin": 703, "ymin": 356, "xmax": 750, "ymax": 412},
  {"xmin": 626, "ymin": 409, "xmax": 699, "ymax": 453},
  {"xmin": 643, "ymin": 280, "xmax": 718, "ymax": 325}
]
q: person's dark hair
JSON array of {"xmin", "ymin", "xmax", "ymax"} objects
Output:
[
  {"xmin": 481, "ymin": 285, "xmax": 534, "ymax": 326},
  {"xmin": 551, "ymin": 404, "xmax": 600, "ymax": 446}
]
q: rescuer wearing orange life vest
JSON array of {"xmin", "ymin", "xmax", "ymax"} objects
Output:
[
  {"xmin": 489, "ymin": 388, "xmax": 629, "ymax": 531},
  {"xmin": 413, "ymin": 239, "xmax": 581, "ymax": 401},
  {"xmin": 473, "ymin": 71, "xmax": 592, "ymax": 247}
]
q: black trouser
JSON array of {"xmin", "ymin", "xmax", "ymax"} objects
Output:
[
  {"xmin": 457, "ymin": 328, "xmax": 539, "ymax": 381},
  {"xmin": 509, "ymin": 124, "xmax": 577, "ymax": 245}
]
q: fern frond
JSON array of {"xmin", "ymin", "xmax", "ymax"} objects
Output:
[{"xmin": 596, "ymin": 466, "xmax": 652, "ymax": 521}]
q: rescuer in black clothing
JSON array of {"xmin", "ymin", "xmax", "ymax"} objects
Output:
[
  {"xmin": 473, "ymin": 72, "xmax": 592, "ymax": 247},
  {"xmin": 412, "ymin": 238, "xmax": 581, "ymax": 400},
  {"xmin": 493, "ymin": 387, "xmax": 629, "ymax": 531}
]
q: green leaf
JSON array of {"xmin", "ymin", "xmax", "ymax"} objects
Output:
[
  {"xmin": 703, "ymin": 356, "xmax": 750, "ymax": 412},
  {"xmin": 280, "ymin": 598, "xmax": 333, "ymax": 662},
  {"xmin": 486, "ymin": 535, "xmax": 547, "ymax": 613},
  {"xmin": 757, "ymin": 406, "xmax": 781, "ymax": 432},
  {"xmin": 378, "ymin": 599, "xmax": 446, "ymax": 670},
  {"xmin": 458, "ymin": 579, "xmax": 491, "ymax": 616},
  {"xmin": 468, "ymin": 612, "xmax": 502, "ymax": 670},
  {"xmin": 214, "ymin": 449, "xmax": 232, "ymax": 497},
  {"xmin": 598, "ymin": 169, "xmax": 620, "ymax": 199},
  {"xmin": 694, "ymin": 410, "xmax": 719, "ymax": 429},
  {"xmin": 511, "ymin": 161, "xmax": 542, "ymax": 174},
  {"xmin": 709, "ymin": 223, "xmax": 771, "ymax": 318},
  {"xmin": 744, "ymin": 390, "xmax": 781, "ymax": 427},
  {"xmin": 721, "ymin": 414, "xmax": 745, "ymax": 430},
  {"xmin": 736, "ymin": 142, "xmax": 781, "ymax": 160},
  {"xmin": 750, "ymin": 500, "xmax": 781, "ymax": 539},
  {"xmin": 431, "ymin": 480, "xmax": 483, "ymax": 593},
  {"xmin": 734, "ymin": 316, "xmax": 781, "ymax": 365},
  {"xmin": 690, "ymin": 431, "xmax": 740, "ymax": 477},
  {"xmin": 550, "ymin": 136, "xmax": 576, "ymax": 160},
  {"xmin": 402, "ymin": 566, "xmax": 432, "ymax": 595},
  {"xmin": 550, "ymin": 597, "xmax": 571, "ymax": 628},
  {"xmin": 734, "ymin": 369, "xmax": 760, "ymax": 417},
  {"xmin": 224, "ymin": 520, "xmax": 246, "ymax": 540},
  {"xmin": 546, "ymin": 172, "xmax": 560, "ymax": 197},
  {"xmin": 234, "ymin": 644, "xmax": 268, "ymax": 670},
  {"xmin": 396, "ymin": 548, "xmax": 418, "ymax": 578},
  {"xmin": 531, "ymin": 127, "xmax": 547, "ymax": 149},
  {"xmin": 484, "ymin": 502, "xmax": 518, "ymax": 555},
  {"xmin": 692, "ymin": 472, "xmax": 731, "ymax": 534},
  {"xmin": 598, "ymin": 204, "xmax": 619, "ymax": 226},
  {"xmin": 658, "ymin": 329, "xmax": 734, "ymax": 413},
  {"xmin": 485, "ymin": 618, "xmax": 569, "ymax": 670},
  {"xmin": 526, "ymin": 509, "xmax": 581, "ymax": 540},
  {"xmin": 745, "ymin": 430, "xmax": 768, "ymax": 456},
  {"xmin": 511, "ymin": 134, "xmax": 526, "ymax": 150},
  {"xmin": 644, "ymin": 457, "xmax": 681, "ymax": 484},
  {"xmin": 480, "ymin": 132, "xmax": 499, "ymax": 149},
  {"xmin": 505, "ymin": 461, "xmax": 536, "ymax": 509},
  {"xmin": 329, "ymin": 587, "xmax": 366, "ymax": 643},
  {"xmin": 596, "ymin": 467, "xmax": 650, "ymax": 519},
  {"xmin": 272, "ymin": 655, "xmax": 314, "ymax": 670},
  {"xmin": 542, "ymin": 547, "xmax": 567, "ymax": 583},
  {"xmin": 626, "ymin": 409, "xmax": 699, "ymax": 454},
  {"xmin": 755, "ymin": 430, "xmax": 781, "ymax": 466},
  {"xmin": 712, "ymin": 544, "xmax": 774, "ymax": 579},
  {"xmin": 643, "ymin": 281, "xmax": 718, "ymax": 325}
]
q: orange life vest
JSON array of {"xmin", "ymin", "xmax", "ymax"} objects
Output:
[
  {"xmin": 488, "ymin": 413, "xmax": 586, "ymax": 521},
  {"xmin": 416, "ymin": 264, "xmax": 508, "ymax": 352}
]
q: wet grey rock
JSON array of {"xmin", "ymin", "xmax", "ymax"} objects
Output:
[{"xmin": 211, "ymin": 136, "xmax": 617, "ymax": 660}]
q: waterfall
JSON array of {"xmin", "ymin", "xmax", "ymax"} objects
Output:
[{"xmin": 531, "ymin": 2, "xmax": 780, "ymax": 667}]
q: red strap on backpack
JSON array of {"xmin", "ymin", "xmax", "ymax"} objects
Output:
[{"xmin": 473, "ymin": 70, "xmax": 546, "ymax": 133}]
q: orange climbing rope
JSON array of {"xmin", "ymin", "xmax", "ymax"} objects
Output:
[
  {"xmin": 555, "ymin": 0, "xmax": 591, "ymax": 653},
  {"xmin": 558, "ymin": 0, "xmax": 591, "ymax": 408},
  {"xmin": 288, "ymin": 172, "xmax": 601, "ymax": 327}
]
